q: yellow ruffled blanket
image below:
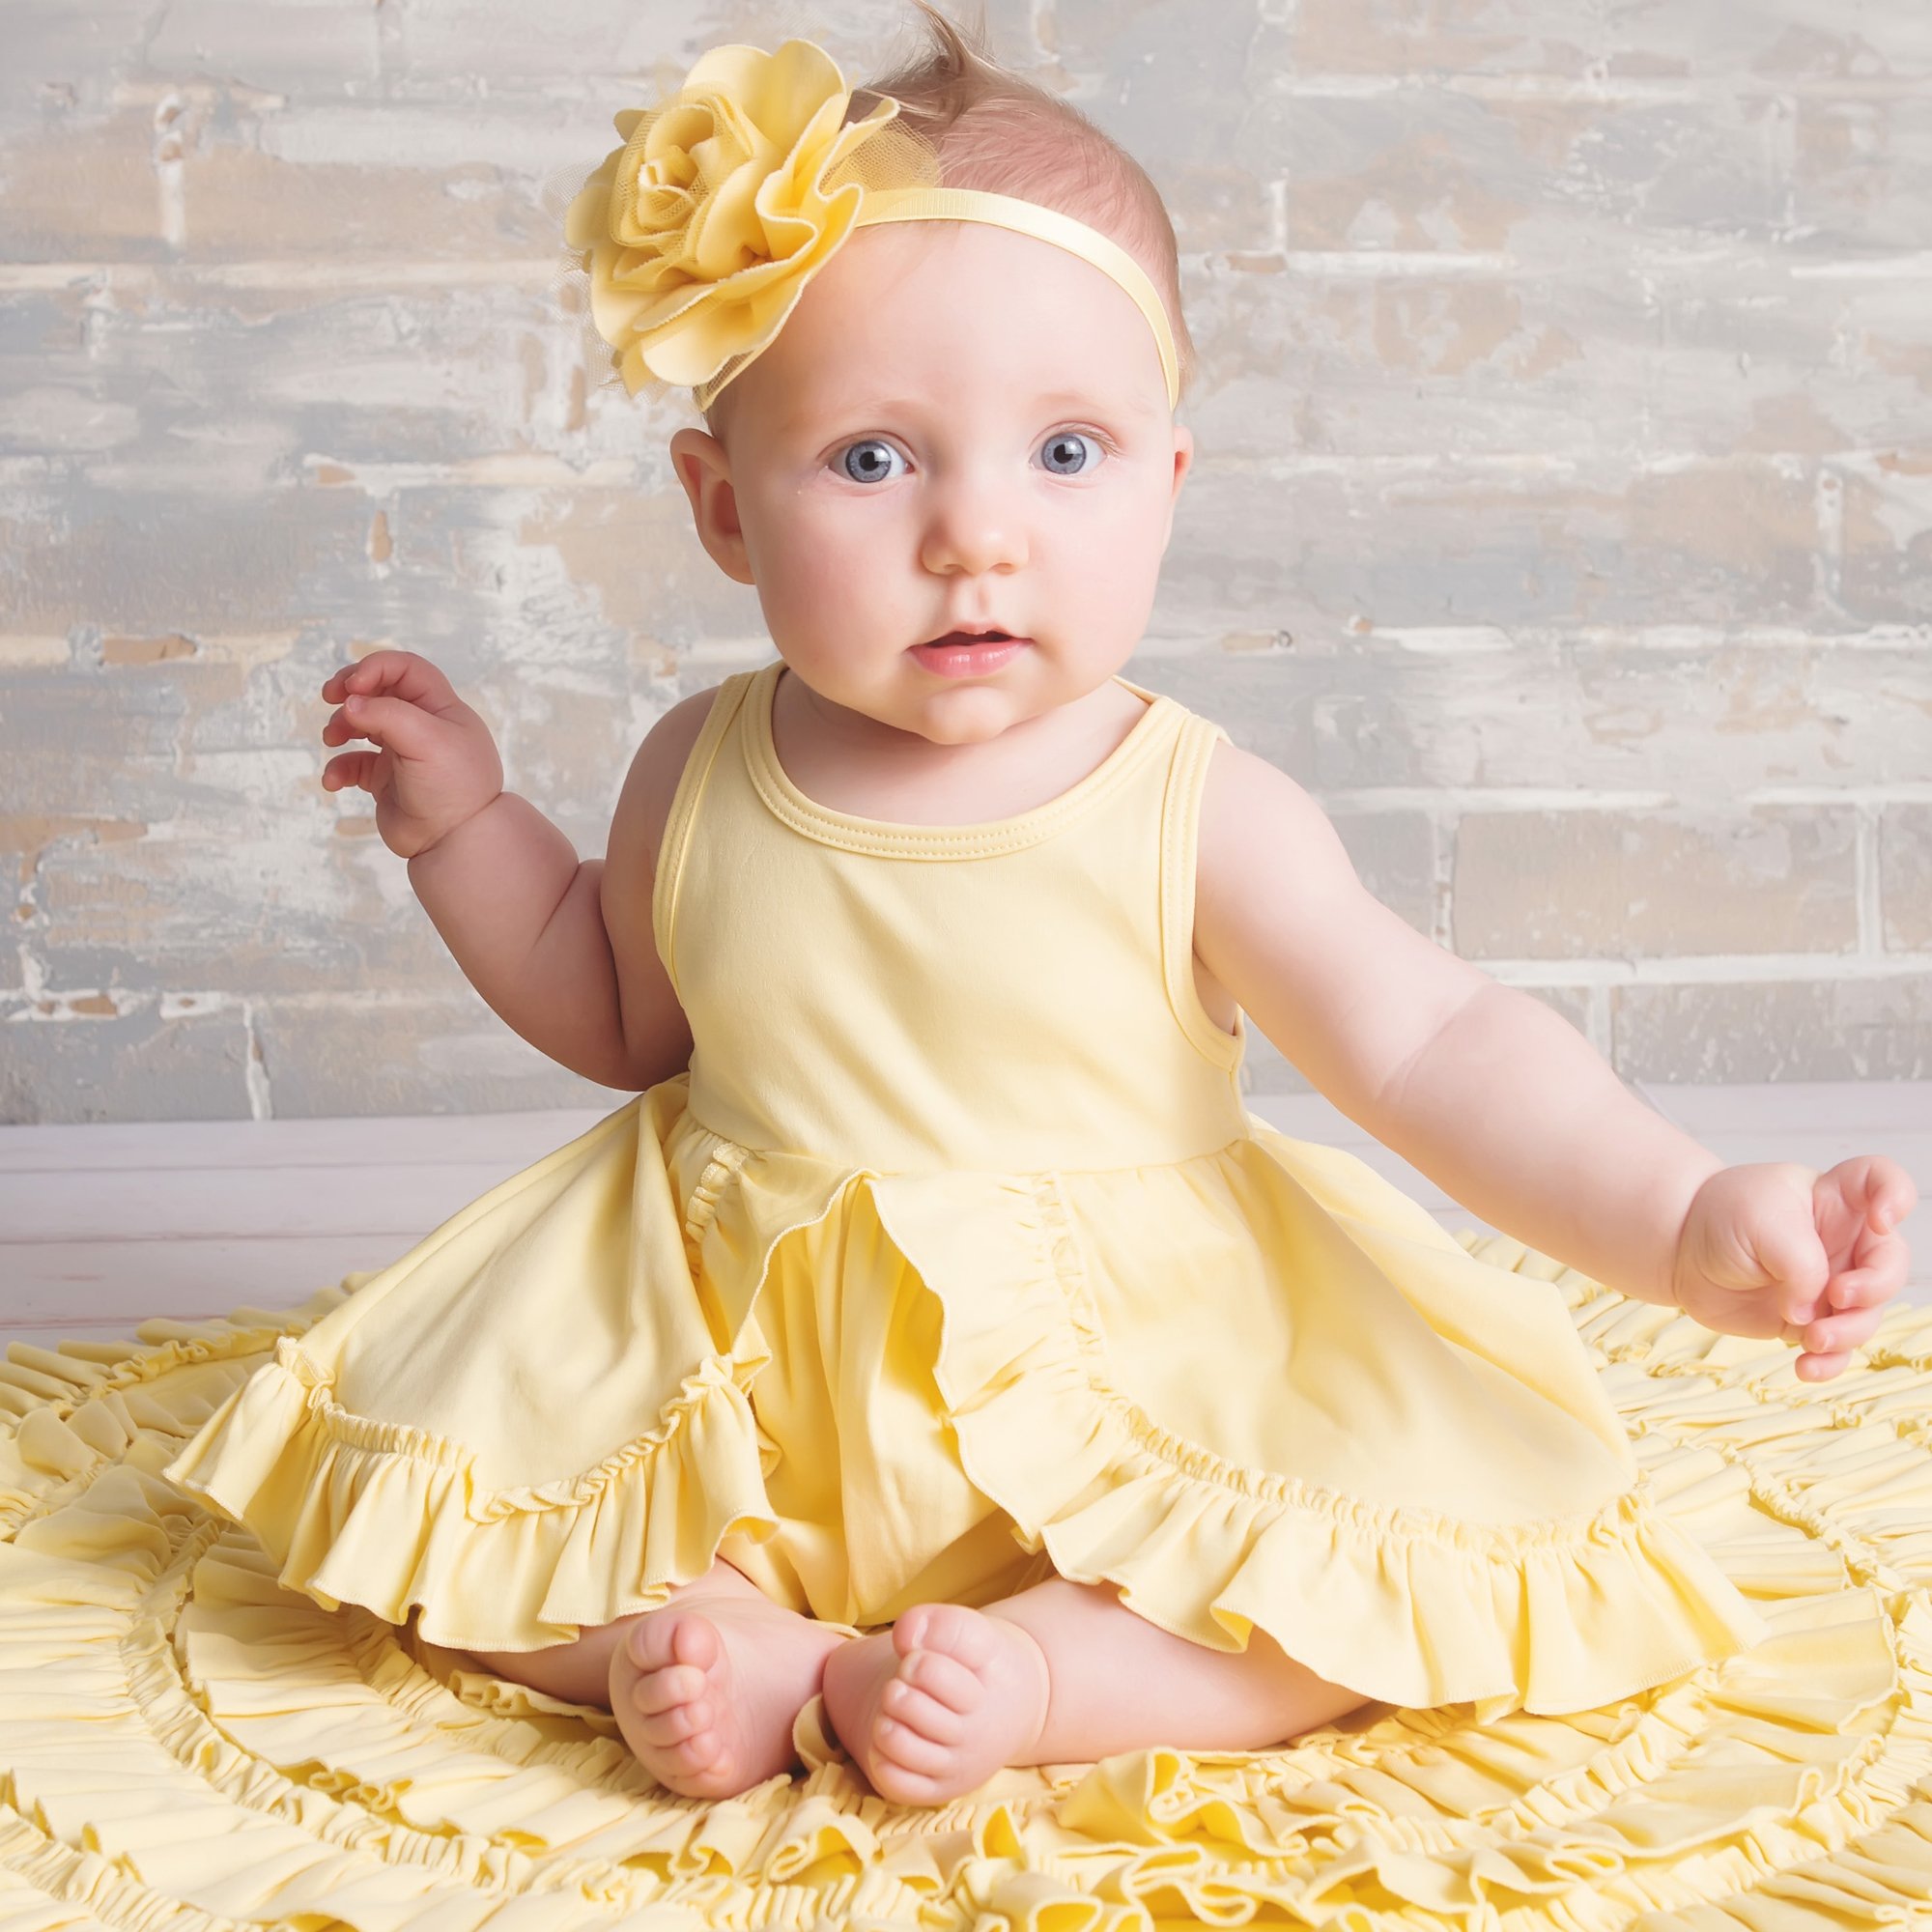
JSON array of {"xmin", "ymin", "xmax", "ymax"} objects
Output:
[{"xmin": 4, "ymin": 1236, "xmax": 1932, "ymax": 1928}]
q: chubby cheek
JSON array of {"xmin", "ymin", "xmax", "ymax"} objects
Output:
[
  {"xmin": 766, "ymin": 496, "xmax": 923, "ymax": 646},
  {"xmin": 1078, "ymin": 494, "xmax": 1169, "ymax": 630}
]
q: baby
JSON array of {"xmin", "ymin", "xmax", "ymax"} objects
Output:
[{"xmin": 307, "ymin": 6, "xmax": 1917, "ymax": 1809}]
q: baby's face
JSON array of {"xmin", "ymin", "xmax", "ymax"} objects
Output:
[{"xmin": 669, "ymin": 218, "xmax": 1192, "ymax": 747}]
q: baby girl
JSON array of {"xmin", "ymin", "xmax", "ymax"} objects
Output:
[{"xmin": 273, "ymin": 4, "xmax": 1918, "ymax": 1810}]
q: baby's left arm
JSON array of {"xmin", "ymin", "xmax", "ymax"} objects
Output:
[{"xmin": 1194, "ymin": 744, "xmax": 1918, "ymax": 1378}]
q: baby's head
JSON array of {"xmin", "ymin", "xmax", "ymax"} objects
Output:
[
  {"xmin": 578, "ymin": 4, "xmax": 1199, "ymax": 746},
  {"xmin": 695, "ymin": 4, "xmax": 1197, "ymax": 447}
]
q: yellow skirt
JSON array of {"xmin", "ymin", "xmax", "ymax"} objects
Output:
[
  {"xmin": 710, "ymin": 1178, "xmax": 1061, "ymax": 1630},
  {"xmin": 155, "ymin": 1074, "xmax": 1773, "ymax": 1724}
]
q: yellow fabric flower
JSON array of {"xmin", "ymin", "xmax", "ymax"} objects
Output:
[{"xmin": 564, "ymin": 39, "xmax": 902, "ymax": 404}]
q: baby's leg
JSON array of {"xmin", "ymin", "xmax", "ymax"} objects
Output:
[
  {"xmin": 983, "ymin": 1576, "xmax": 1376, "ymax": 1758},
  {"xmin": 820, "ymin": 1576, "xmax": 1374, "ymax": 1807},
  {"xmin": 464, "ymin": 1554, "xmax": 853, "ymax": 1799}
]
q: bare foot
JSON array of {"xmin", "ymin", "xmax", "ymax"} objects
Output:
[
  {"xmin": 818, "ymin": 1602, "xmax": 1050, "ymax": 1807},
  {"xmin": 609, "ymin": 1594, "xmax": 852, "ymax": 1799}
]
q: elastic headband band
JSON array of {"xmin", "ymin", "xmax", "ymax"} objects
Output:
[{"xmin": 554, "ymin": 37, "xmax": 1182, "ymax": 415}]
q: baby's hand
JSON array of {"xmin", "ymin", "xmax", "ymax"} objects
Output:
[
  {"xmin": 320, "ymin": 650, "xmax": 505, "ymax": 861},
  {"xmin": 1669, "ymin": 1158, "xmax": 1918, "ymax": 1380}
]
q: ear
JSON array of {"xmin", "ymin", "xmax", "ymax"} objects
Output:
[
  {"xmin": 669, "ymin": 426, "xmax": 754, "ymax": 585},
  {"xmin": 1160, "ymin": 422, "xmax": 1194, "ymax": 548}
]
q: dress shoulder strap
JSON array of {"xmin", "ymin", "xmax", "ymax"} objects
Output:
[
  {"xmin": 1157, "ymin": 708, "xmax": 1242, "ymax": 1072},
  {"xmin": 651, "ymin": 672, "xmax": 753, "ymax": 1002}
]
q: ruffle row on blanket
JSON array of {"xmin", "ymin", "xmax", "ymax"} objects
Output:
[{"xmin": 2, "ymin": 1249, "xmax": 1932, "ymax": 1927}]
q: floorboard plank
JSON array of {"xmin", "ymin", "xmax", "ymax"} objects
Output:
[{"xmin": 2, "ymin": 1086, "xmax": 1924, "ymax": 1345}]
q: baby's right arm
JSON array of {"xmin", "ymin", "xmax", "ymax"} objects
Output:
[{"xmin": 320, "ymin": 650, "xmax": 700, "ymax": 1093}]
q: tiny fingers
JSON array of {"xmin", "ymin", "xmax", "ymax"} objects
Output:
[
  {"xmin": 1829, "ymin": 1268, "xmax": 1880, "ymax": 1309},
  {"xmin": 322, "ymin": 754, "xmax": 367, "ymax": 793},
  {"xmin": 1803, "ymin": 1301, "xmax": 1886, "ymax": 1358},
  {"xmin": 1798, "ymin": 1350, "xmax": 1850, "ymax": 1381},
  {"xmin": 1833, "ymin": 1239, "xmax": 1911, "ymax": 1309}
]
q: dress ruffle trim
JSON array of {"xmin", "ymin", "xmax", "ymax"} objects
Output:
[
  {"xmin": 161, "ymin": 1330, "xmax": 780, "ymax": 1653},
  {"xmin": 865, "ymin": 1160, "xmax": 1777, "ymax": 1724},
  {"xmin": 155, "ymin": 1087, "xmax": 840, "ymax": 1654}
]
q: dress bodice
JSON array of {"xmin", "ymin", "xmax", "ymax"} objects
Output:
[{"xmin": 649, "ymin": 660, "xmax": 1248, "ymax": 1172}]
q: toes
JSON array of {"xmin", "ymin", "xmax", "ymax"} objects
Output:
[
  {"xmin": 895, "ymin": 1641, "xmax": 985, "ymax": 1716},
  {"xmin": 882, "ymin": 1674, "xmax": 966, "ymax": 1743},
  {"xmin": 637, "ymin": 1698, "xmax": 713, "ymax": 1747},
  {"xmin": 867, "ymin": 1762, "xmax": 948, "ymax": 1808},
  {"xmin": 628, "ymin": 1607, "xmax": 720, "ymax": 1673},
  {"xmin": 871, "ymin": 1713, "xmax": 955, "ymax": 1776},
  {"xmin": 899, "ymin": 1602, "xmax": 999, "ymax": 1669},
  {"xmin": 670, "ymin": 1613, "xmax": 723, "ymax": 1671},
  {"xmin": 628, "ymin": 1662, "xmax": 705, "ymax": 1716},
  {"xmin": 667, "ymin": 1729, "xmax": 726, "ymax": 1774}
]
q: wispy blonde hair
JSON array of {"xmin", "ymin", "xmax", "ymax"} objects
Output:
[{"xmin": 705, "ymin": 0, "xmax": 1194, "ymax": 437}]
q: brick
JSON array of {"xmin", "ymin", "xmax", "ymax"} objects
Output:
[
  {"xmin": 0, "ymin": 1005, "xmax": 253, "ymax": 1123},
  {"xmin": 1163, "ymin": 452, "xmax": 1823, "ymax": 636},
  {"xmin": 0, "ymin": 111, "xmax": 171, "ymax": 257},
  {"xmin": 1180, "ymin": 249, "xmax": 1929, "ymax": 468},
  {"xmin": 0, "ymin": 280, "xmax": 654, "ymax": 472},
  {"xmin": 0, "ymin": 1, "xmax": 167, "ymax": 112},
  {"xmin": 1249, "ymin": 88, "xmax": 1794, "ymax": 257},
  {"xmin": 147, "ymin": 1, "xmax": 380, "ymax": 95},
  {"xmin": 1882, "ymin": 805, "xmax": 1932, "ymax": 952},
  {"xmin": 1453, "ymin": 807, "xmax": 1859, "ymax": 959},
  {"xmin": 1282, "ymin": 3, "xmax": 1931, "ymax": 87},
  {"xmin": 1612, "ymin": 974, "xmax": 1932, "ymax": 1081},
  {"xmin": 511, "ymin": 487, "xmax": 755, "ymax": 648},
  {"xmin": 256, "ymin": 994, "xmax": 622, "ymax": 1117},
  {"xmin": 1833, "ymin": 450, "xmax": 1932, "ymax": 625},
  {"xmin": 1793, "ymin": 97, "xmax": 1932, "ymax": 253},
  {"xmin": 1139, "ymin": 641, "xmax": 1928, "ymax": 794},
  {"xmin": 31, "ymin": 824, "xmax": 466, "ymax": 998},
  {"xmin": 182, "ymin": 145, "xmax": 549, "ymax": 258}
]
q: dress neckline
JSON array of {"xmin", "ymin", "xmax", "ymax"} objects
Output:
[{"xmin": 742, "ymin": 658, "xmax": 1176, "ymax": 858}]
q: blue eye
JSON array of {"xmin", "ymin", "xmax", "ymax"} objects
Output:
[
  {"xmin": 1038, "ymin": 430, "xmax": 1104, "ymax": 476},
  {"xmin": 832, "ymin": 428, "xmax": 1111, "ymax": 485},
  {"xmin": 838, "ymin": 438, "xmax": 906, "ymax": 485}
]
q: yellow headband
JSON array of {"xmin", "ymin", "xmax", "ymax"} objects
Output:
[{"xmin": 554, "ymin": 37, "xmax": 1181, "ymax": 413}]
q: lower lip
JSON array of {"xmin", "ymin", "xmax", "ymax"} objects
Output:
[{"xmin": 911, "ymin": 637, "xmax": 1030, "ymax": 677}]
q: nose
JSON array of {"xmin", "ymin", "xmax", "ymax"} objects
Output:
[{"xmin": 919, "ymin": 461, "xmax": 1028, "ymax": 577}]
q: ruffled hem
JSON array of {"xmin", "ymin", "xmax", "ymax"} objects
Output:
[
  {"xmin": 865, "ymin": 1151, "xmax": 1777, "ymax": 1723},
  {"xmin": 154, "ymin": 1079, "xmax": 903, "ymax": 1654},
  {"xmin": 162, "ymin": 1333, "xmax": 780, "ymax": 1653}
]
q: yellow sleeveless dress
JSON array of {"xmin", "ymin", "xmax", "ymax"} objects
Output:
[{"xmin": 162, "ymin": 658, "xmax": 1774, "ymax": 1727}]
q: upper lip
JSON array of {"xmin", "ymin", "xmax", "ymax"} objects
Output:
[{"xmin": 923, "ymin": 620, "xmax": 1022, "ymax": 643}]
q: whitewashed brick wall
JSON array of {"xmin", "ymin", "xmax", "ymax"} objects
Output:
[{"xmin": 2, "ymin": 0, "xmax": 1928, "ymax": 1122}]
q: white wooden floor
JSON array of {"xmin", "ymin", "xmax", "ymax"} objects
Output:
[{"xmin": 0, "ymin": 1083, "xmax": 1925, "ymax": 1354}]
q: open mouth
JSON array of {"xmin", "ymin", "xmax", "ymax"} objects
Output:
[{"xmin": 922, "ymin": 631, "xmax": 1017, "ymax": 647}]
